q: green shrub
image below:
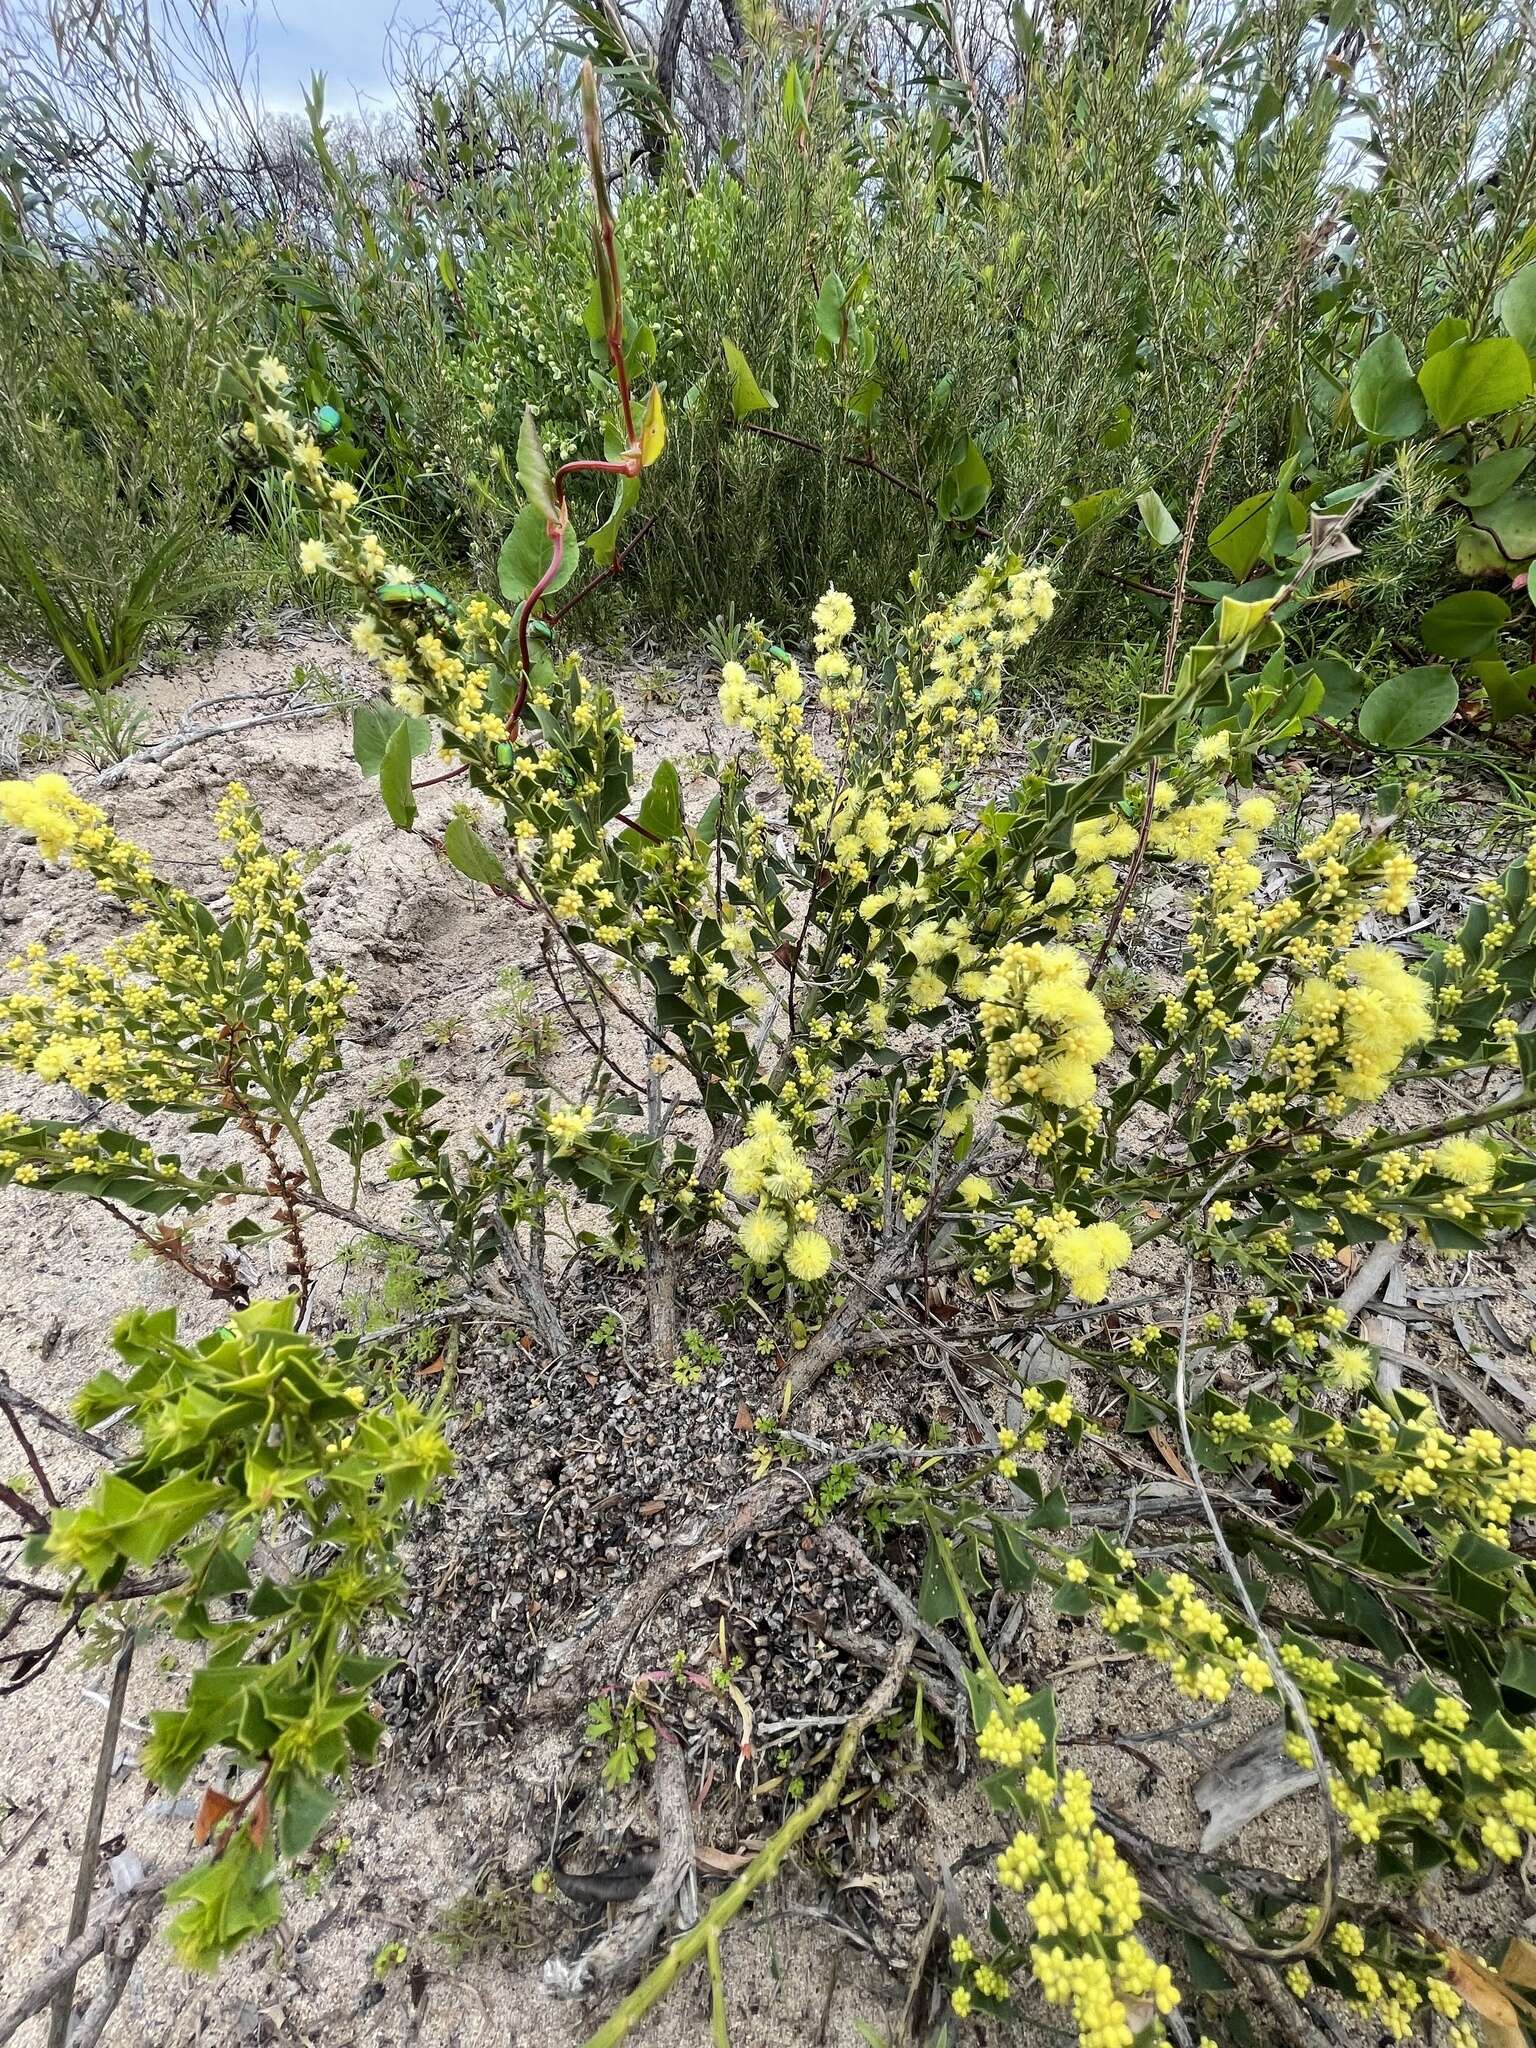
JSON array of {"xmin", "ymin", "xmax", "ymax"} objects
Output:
[{"xmin": 0, "ymin": 243, "xmax": 260, "ymax": 685}]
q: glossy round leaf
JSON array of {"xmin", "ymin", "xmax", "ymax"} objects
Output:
[
  {"xmin": 1417, "ymin": 337, "xmax": 1532, "ymax": 431},
  {"xmin": 1473, "ymin": 489, "xmax": 1536, "ymax": 563},
  {"xmin": 1418, "ymin": 591, "xmax": 1509, "ymax": 659},
  {"xmin": 1358, "ymin": 665, "xmax": 1459, "ymax": 749},
  {"xmin": 1350, "ymin": 331, "xmax": 1427, "ymax": 442}
]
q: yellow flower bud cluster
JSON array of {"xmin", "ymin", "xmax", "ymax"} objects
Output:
[
  {"xmin": 1216, "ymin": 1388, "xmax": 1536, "ymax": 1549},
  {"xmin": 1082, "ymin": 1554, "xmax": 1536, "ymax": 1869},
  {"xmin": 0, "ymin": 1108, "xmax": 246, "ymax": 1204},
  {"xmin": 720, "ymin": 559, "xmax": 1048, "ymax": 905},
  {"xmin": 961, "ymin": 1711, "xmax": 1180, "ymax": 2048},
  {"xmin": 725, "ymin": 1106, "xmax": 833, "ymax": 1283},
  {"xmin": 966, "ymin": 1201, "xmax": 1131, "ymax": 1304},
  {"xmin": 0, "ymin": 778, "xmax": 348, "ymax": 1121},
  {"xmin": 1288, "ymin": 1918, "xmax": 1467, "ymax": 2044}
]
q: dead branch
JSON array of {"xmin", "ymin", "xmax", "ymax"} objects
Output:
[
  {"xmin": 0, "ymin": 1861, "xmax": 190, "ymax": 2047},
  {"xmin": 64, "ymin": 1888, "xmax": 160, "ymax": 2048},
  {"xmin": 0, "ymin": 1372, "xmax": 113, "ymax": 1460},
  {"xmin": 48, "ymin": 1633, "xmax": 135, "ymax": 2048},
  {"xmin": 800, "ymin": 1613, "xmax": 961, "ymax": 1727},
  {"xmin": 93, "ymin": 704, "xmax": 331, "ymax": 789},
  {"xmin": 543, "ymin": 1737, "xmax": 696, "ymax": 1999},
  {"xmin": 1171, "ymin": 1273, "xmax": 1340, "ymax": 1962}
]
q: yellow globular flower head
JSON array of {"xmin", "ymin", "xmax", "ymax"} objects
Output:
[
  {"xmin": 783, "ymin": 1229, "xmax": 834, "ymax": 1282},
  {"xmin": 1149, "ymin": 796, "xmax": 1230, "ymax": 866},
  {"xmin": 718, "ymin": 659, "xmax": 754, "ymax": 726},
  {"xmin": 1049, "ymin": 1221, "xmax": 1132, "ymax": 1304},
  {"xmin": 1431, "ymin": 1136, "xmax": 1496, "ymax": 1194},
  {"xmin": 812, "ymin": 587, "xmax": 856, "ymax": 644},
  {"xmin": 975, "ymin": 942, "xmax": 1113, "ymax": 1111},
  {"xmin": 1280, "ymin": 945, "xmax": 1434, "ymax": 1103},
  {"xmin": 738, "ymin": 1209, "xmax": 789, "ymax": 1264},
  {"xmin": 727, "ymin": 1108, "xmax": 831, "ymax": 1280},
  {"xmin": 0, "ymin": 773, "xmax": 103, "ymax": 863}
]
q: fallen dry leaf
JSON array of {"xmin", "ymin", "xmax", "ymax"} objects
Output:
[
  {"xmin": 1148, "ymin": 1427, "xmax": 1191, "ymax": 1484},
  {"xmin": 1499, "ymin": 1935, "xmax": 1536, "ymax": 1993},
  {"xmin": 695, "ymin": 1844, "xmax": 757, "ymax": 1875},
  {"xmin": 1441, "ymin": 1944, "xmax": 1527, "ymax": 2036}
]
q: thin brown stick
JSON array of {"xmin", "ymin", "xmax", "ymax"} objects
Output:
[
  {"xmin": 94, "ymin": 1198, "xmax": 247, "ymax": 1307},
  {"xmin": 817, "ymin": 1522, "xmax": 972, "ymax": 1733},
  {"xmin": 1170, "ymin": 1272, "xmax": 1340, "ymax": 1962},
  {"xmin": 0, "ymin": 1479, "xmax": 47, "ymax": 1533},
  {"xmin": 0, "ymin": 1374, "xmax": 111, "ymax": 1461},
  {"xmin": 546, "ymin": 515, "xmax": 657, "ymax": 626},
  {"xmin": 581, "ymin": 1640, "xmax": 915, "ymax": 2048},
  {"xmin": 0, "ymin": 1395, "xmax": 59, "ymax": 1508},
  {"xmin": 230, "ymin": 1105, "xmax": 313, "ymax": 1312},
  {"xmin": 47, "ymin": 1632, "xmax": 134, "ymax": 2048}
]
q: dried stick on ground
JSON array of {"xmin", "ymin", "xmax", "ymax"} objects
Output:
[
  {"xmin": 62, "ymin": 1887, "xmax": 161, "ymax": 2048},
  {"xmin": 803, "ymin": 1615, "xmax": 961, "ymax": 1726},
  {"xmin": 93, "ymin": 703, "xmax": 330, "ymax": 789},
  {"xmin": 1171, "ymin": 1274, "xmax": 1340, "ymax": 1962},
  {"xmin": 544, "ymin": 1738, "xmax": 696, "ymax": 1999},
  {"xmin": 47, "ymin": 1633, "xmax": 134, "ymax": 2048},
  {"xmin": 530, "ymin": 1471, "xmax": 811, "ymax": 1713},
  {"xmin": 818, "ymin": 1522, "xmax": 973, "ymax": 1735},
  {"xmin": 0, "ymin": 1862, "xmax": 191, "ymax": 2048},
  {"xmin": 582, "ymin": 1637, "xmax": 916, "ymax": 2048}
]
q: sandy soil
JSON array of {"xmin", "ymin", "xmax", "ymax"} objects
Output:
[{"xmin": 1, "ymin": 623, "xmax": 1534, "ymax": 2045}]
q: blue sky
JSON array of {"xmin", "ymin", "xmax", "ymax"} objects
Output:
[{"xmin": 246, "ymin": 0, "xmax": 405, "ymax": 115}]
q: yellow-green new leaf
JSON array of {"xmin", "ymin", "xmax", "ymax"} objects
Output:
[
  {"xmin": 639, "ymin": 386, "xmax": 667, "ymax": 468},
  {"xmin": 1215, "ymin": 594, "xmax": 1277, "ymax": 646},
  {"xmin": 723, "ymin": 339, "xmax": 776, "ymax": 420}
]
